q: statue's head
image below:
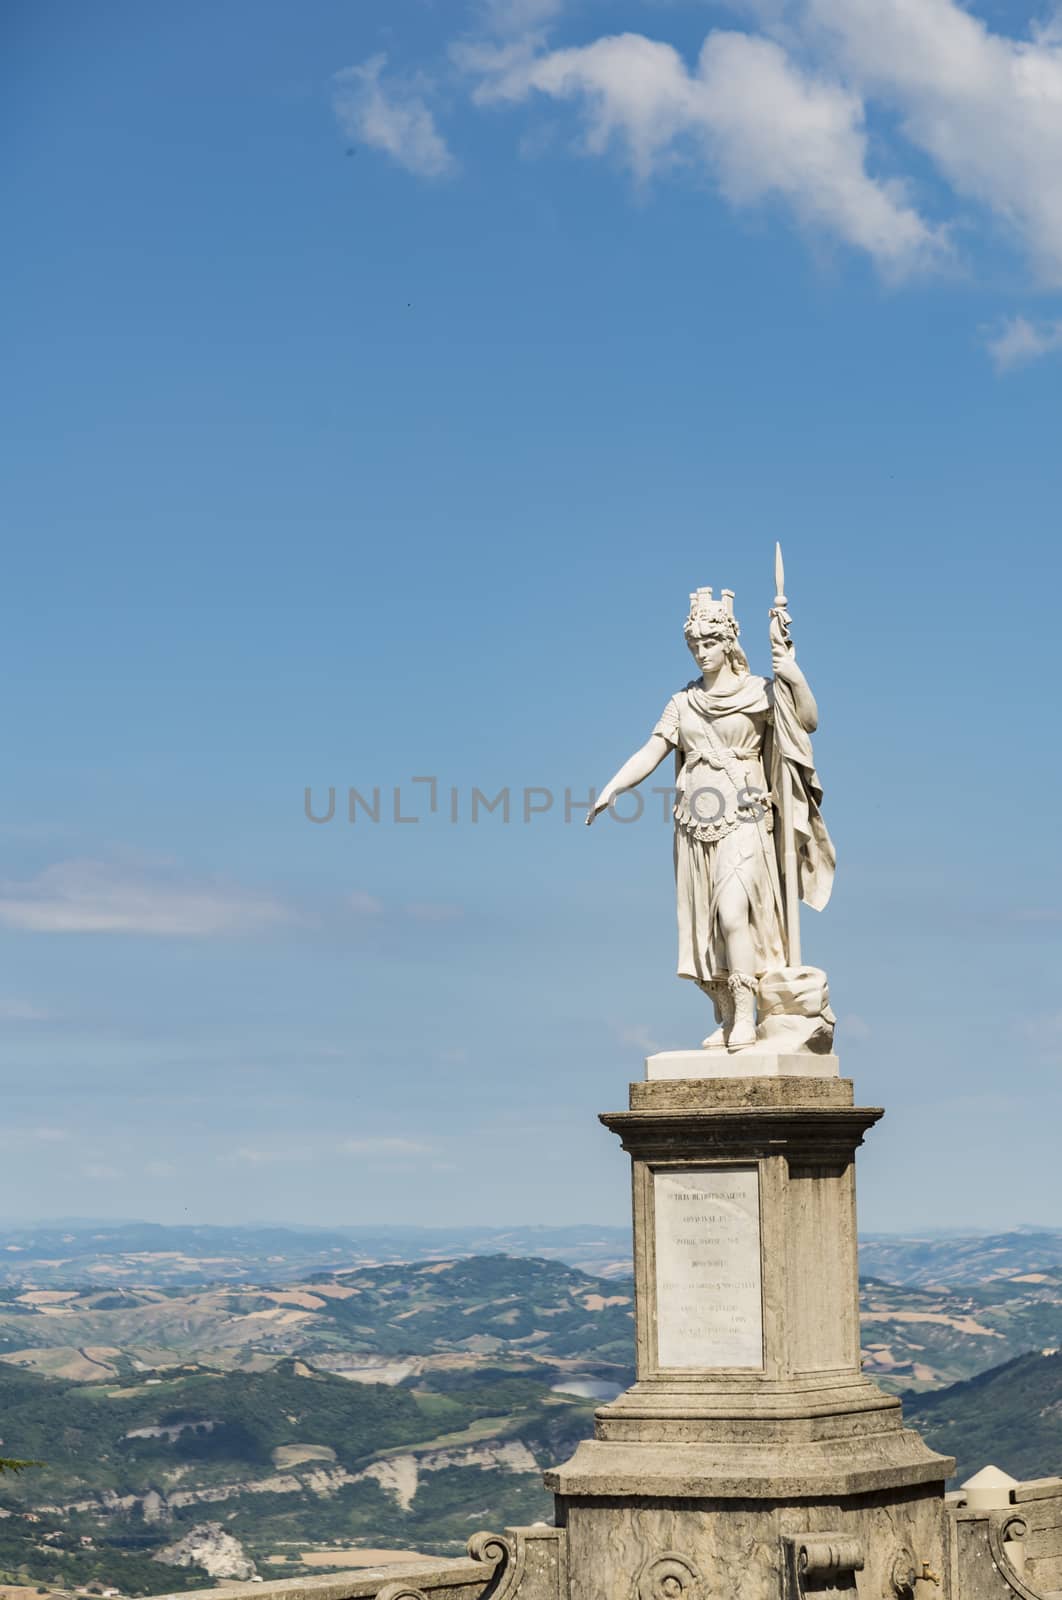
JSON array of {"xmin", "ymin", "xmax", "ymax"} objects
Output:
[{"xmin": 684, "ymin": 587, "xmax": 750, "ymax": 676}]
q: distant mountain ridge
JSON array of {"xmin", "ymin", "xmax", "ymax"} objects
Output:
[
  {"xmin": 859, "ymin": 1229, "xmax": 1062, "ymax": 1287},
  {"xmin": 0, "ymin": 1222, "xmax": 634, "ymax": 1286},
  {"xmin": 1, "ymin": 1220, "xmax": 1059, "ymax": 1290}
]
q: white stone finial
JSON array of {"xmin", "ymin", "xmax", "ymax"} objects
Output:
[{"xmin": 961, "ymin": 1464, "xmax": 1018, "ymax": 1511}]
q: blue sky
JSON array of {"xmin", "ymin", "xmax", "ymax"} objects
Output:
[{"xmin": 2, "ymin": 0, "xmax": 1061, "ymax": 1233}]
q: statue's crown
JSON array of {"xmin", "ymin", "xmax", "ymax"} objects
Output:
[{"xmin": 685, "ymin": 586, "xmax": 738, "ymax": 638}]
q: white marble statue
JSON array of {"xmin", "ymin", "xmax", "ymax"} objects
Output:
[{"xmin": 587, "ymin": 551, "xmax": 835, "ymax": 1053}]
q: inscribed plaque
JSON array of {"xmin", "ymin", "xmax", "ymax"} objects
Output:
[{"xmin": 653, "ymin": 1165, "xmax": 763, "ymax": 1369}]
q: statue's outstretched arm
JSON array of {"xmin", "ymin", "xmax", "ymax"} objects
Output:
[{"xmin": 586, "ymin": 734, "xmax": 673, "ymax": 826}]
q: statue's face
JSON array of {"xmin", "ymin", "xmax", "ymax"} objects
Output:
[{"xmin": 688, "ymin": 631, "xmax": 728, "ymax": 673}]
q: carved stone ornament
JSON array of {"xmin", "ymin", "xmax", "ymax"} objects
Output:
[
  {"xmin": 375, "ymin": 1585, "xmax": 429, "ymax": 1600},
  {"xmin": 467, "ymin": 1530, "xmax": 514, "ymax": 1569},
  {"xmin": 986, "ymin": 1510, "xmax": 1038, "ymax": 1600},
  {"xmin": 890, "ymin": 1545, "xmax": 918, "ymax": 1597},
  {"xmin": 636, "ymin": 1551, "xmax": 705, "ymax": 1600},
  {"xmin": 466, "ymin": 1526, "xmax": 568, "ymax": 1599}
]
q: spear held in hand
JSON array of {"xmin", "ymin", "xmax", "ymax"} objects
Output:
[{"xmin": 770, "ymin": 542, "xmax": 802, "ymax": 969}]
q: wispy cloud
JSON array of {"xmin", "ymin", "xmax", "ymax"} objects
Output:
[
  {"xmin": 478, "ymin": 0, "xmax": 564, "ymax": 37},
  {"xmin": 350, "ymin": 890, "xmax": 385, "ymax": 916},
  {"xmin": 0, "ymin": 860, "xmax": 294, "ymax": 937},
  {"xmin": 340, "ymin": 1136, "xmax": 432, "ymax": 1159},
  {"xmin": 614, "ymin": 1022, "xmax": 661, "ymax": 1054},
  {"xmin": 984, "ymin": 316, "xmax": 1062, "ymax": 372},
  {"xmin": 234, "ymin": 1147, "xmax": 311, "ymax": 1166},
  {"xmin": 82, "ymin": 1162, "xmax": 122, "ymax": 1181},
  {"xmin": 388, "ymin": 0, "xmax": 1061, "ymax": 316},
  {"xmin": 0, "ymin": 999, "xmax": 49, "ymax": 1022},
  {"xmin": 462, "ymin": 29, "xmax": 944, "ymax": 279},
  {"xmin": 800, "ymin": 0, "xmax": 1062, "ymax": 287},
  {"xmin": 334, "ymin": 55, "xmax": 456, "ymax": 178},
  {"xmin": 0, "ymin": 1126, "xmax": 72, "ymax": 1147},
  {"xmin": 406, "ymin": 901, "xmax": 463, "ymax": 923}
]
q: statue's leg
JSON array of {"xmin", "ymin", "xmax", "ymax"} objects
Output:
[
  {"xmin": 699, "ymin": 976, "xmax": 733, "ymax": 1050},
  {"xmin": 727, "ymin": 970, "xmax": 758, "ymax": 1048},
  {"xmin": 716, "ymin": 878, "xmax": 756, "ymax": 977},
  {"xmin": 716, "ymin": 879, "xmax": 758, "ymax": 1048}
]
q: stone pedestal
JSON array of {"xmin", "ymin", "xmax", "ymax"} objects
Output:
[{"xmin": 545, "ymin": 1071, "xmax": 955, "ymax": 1599}]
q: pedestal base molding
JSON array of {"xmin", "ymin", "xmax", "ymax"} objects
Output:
[{"xmin": 546, "ymin": 1431, "xmax": 949, "ymax": 1500}]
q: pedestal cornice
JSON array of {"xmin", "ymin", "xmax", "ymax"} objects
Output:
[{"xmin": 600, "ymin": 1102, "xmax": 884, "ymax": 1164}]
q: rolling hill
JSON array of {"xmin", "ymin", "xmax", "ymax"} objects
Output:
[{"xmin": 0, "ymin": 1233, "xmax": 1056, "ymax": 1594}]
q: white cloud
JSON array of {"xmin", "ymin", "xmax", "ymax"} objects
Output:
[
  {"xmin": 801, "ymin": 0, "xmax": 1062, "ymax": 286},
  {"xmin": 0, "ymin": 1126, "xmax": 72, "ymax": 1147},
  {"xmin": 234, "ymin": 1147, "xmax": 311, "ymax": 1165},
  {"xmin": 334, "ymin": 55, "xmax": 456, "ymax": 178},
  {"xmin": 0, "ymin": 860, "xmax": 294, "ymax": 937},
  {"xmin": 467, "ymin": 29, "xmax": 943, "ymax": 277},
  {"xmin": 614, "ymin": 1022, "xmax": 662, "ymax": 1054},
  {"xmin": 406, "ymin": 901, "xmax": 463, "ymax": 922},
  {"xmin": 453, "ymin": 0, "xmax": 1062, "ymax": 304},
  {"xmin": 479, "ymin": 0, "xmax": 564, "ymax": 37},
  {"xmin": 350, "ymin": 890, "xmax": 385, "ymax": 915},
  {"xmin": 0, "ymin": 999, "xmax": 49, "ymax": 1022},
  {"xmin": 82, "ymin": 1162, "xmax": 122, "ymax": 1181},
  {"xmin": 984, "ymin": 315, "xmax": 1062, "ymax": 371},
  {"xmin": 340, "ymin": 1136, "xmax": 431, "ymax": 1158}
]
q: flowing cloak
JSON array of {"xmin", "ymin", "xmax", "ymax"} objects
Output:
[
  {"xmin": 765, "ymin": 675, "xmax": 835, "ymax": 913},
  {"xmin": 653, "ymin": 674, "xmax": 834, "ymax": 982}
]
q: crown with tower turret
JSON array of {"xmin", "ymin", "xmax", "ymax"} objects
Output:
[{"xmin": 684, "ymin": 586, "xmax": 739, "ymax": 640}]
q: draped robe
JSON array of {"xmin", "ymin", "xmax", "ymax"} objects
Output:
[{"xmin": 653, "ymin": 673, "xmax": 834, "ymax": 983}]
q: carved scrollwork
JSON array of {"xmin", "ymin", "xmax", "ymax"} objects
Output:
[
  {"xmin": 636, "ymin": 1550, "xmax": 704, "ymax": 1600},
  {"xmin": 375, "ymin": 1585, "xmax": 429, "ymax": 1600},
  {"xmin": 465, "ymin": 1524, "xmax": 566, "ymax": 1598},
  {"xmin": 467, "ymin": 1530, "xmax": 514, "ymax": 1568},
  {"xmin": 987, "ymin": 1510, "xmax": 1037, "ymax": 1600}
]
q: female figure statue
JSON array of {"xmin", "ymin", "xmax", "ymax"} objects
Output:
[{"xmin": 587, "ymin": 585, "xmax": 833, "ymax": 1051}]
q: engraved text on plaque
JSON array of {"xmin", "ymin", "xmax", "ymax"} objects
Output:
[{"xmin": 653, "ymin": 1165, "xmax": 763, "ymax": 1369}]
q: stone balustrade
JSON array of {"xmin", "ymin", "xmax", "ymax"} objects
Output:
[
  {"xmin": 155, "ymin": 1555, "xmax": 495, "ymax": 1600},
  {"xmin": 156, "ymin": 1526, "xmax": 566, "ymax": 1600},
  {"xmin": 948, "ymin": 1473, "xmax": 1062, "ymax": 1600}
]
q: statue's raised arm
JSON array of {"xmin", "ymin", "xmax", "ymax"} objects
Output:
[{"xmin": 586, "ymin": 548, "xmax": 835, "ymax": 1059}]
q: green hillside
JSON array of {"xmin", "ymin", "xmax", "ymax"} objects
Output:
[
  {"xmin": 905, "ymin": 1348, "xmax": 1062, "ymax": 1485},
  {"xmin": 0, "ymin": 1346, "xmax": 596, "ymax": 1592},
  {"xmin": 860, "ymin": 1273, "xmax": 1061, "ymax": 1392}
]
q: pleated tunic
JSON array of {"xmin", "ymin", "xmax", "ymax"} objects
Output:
[{"xmin": 653, "ymin": 674, "xmax": 786, "ymax": 984}]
